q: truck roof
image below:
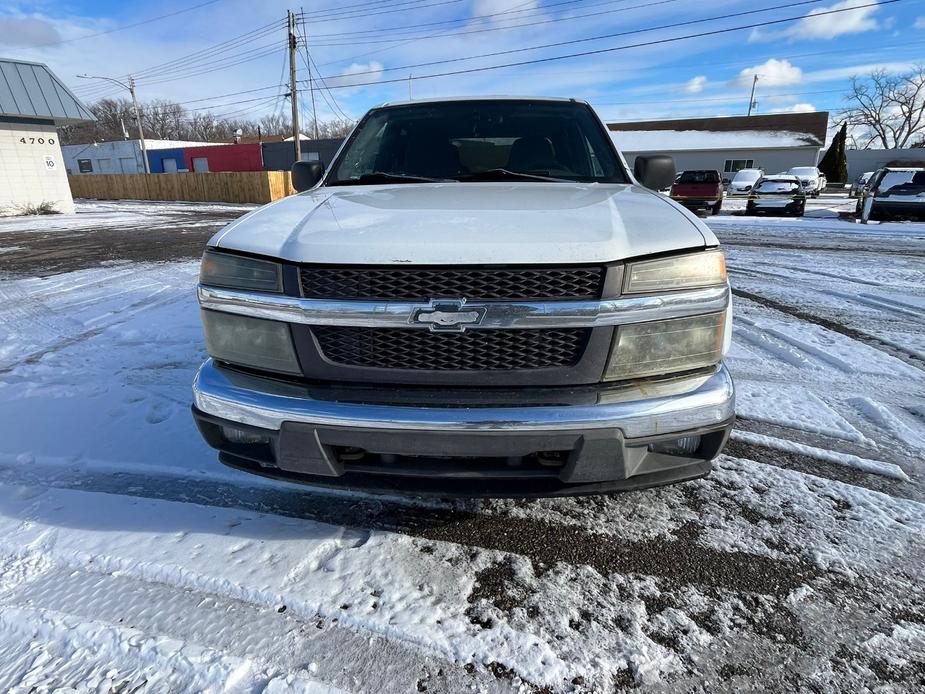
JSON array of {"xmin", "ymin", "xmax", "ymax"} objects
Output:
[{"xmin": 377, "ymin": 95, "xmax": 588, "ymax": 108}]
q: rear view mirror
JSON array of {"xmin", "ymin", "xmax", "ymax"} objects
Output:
[
  {"xmin": 634, "ymin": 155, "xmax": 676, "ymax": 191},
  {"xmin": 292, "ymin": 161, "xmax": 324, "ymax": 192}
]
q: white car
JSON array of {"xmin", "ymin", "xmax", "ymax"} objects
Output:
[
  {"xmin": 787, "ymin": 166, "xmax": 827, "ymax": 197},
  {"xmin": 191, "ymin": 97, "xmax": 734, "ymax": 496},
  {"xmin": 727, "ymin": 168, "xmax": 764, "ymax": 196}
]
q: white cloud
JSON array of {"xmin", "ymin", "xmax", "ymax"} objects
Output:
[
  {"xmin": 771, "ymin": 103, "xmax": 817, "ymax": 113},
  {"xmin": 684, "ymin": 76, "xmax": 707, "ymax": 93},
  {"xmin": 0, "ymin": 16, "xmax": 60, "ymax": 46},
  {"xmin": 786, "ymin": 0, "xmax": 880, "ymax": 40},
  {"xmin": 914, "ymin": 16, "xmax": 925, "ymax": 28},
  {"xmin": 750, "ymin": 0, "xmax": 881, "ymax": 42},
  {"xmin": 735, "ymin": 59, "xmax": 803, "ymax": 88},
  {"xmin": 327, "ymin": 62, "xmax": 384, "ymax": 89}
]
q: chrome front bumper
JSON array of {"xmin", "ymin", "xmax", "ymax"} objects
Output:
[
  {"xmin": 192, "ymin": 360, "xmax": 734, "ymax": 495},
  {"xmin": 193, "ymin": 359, "xmax": 734, "ymax": 439}
]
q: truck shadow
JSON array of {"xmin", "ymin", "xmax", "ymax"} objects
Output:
[{"xmin": 0, "ymin": 461, "xmax": 821, "ymax": 597}]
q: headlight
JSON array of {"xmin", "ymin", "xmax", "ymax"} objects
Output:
[
  {"xmin": 623, "ymin": 250, "xmax": 726, "ymax": 294},
  {"xmin": 604, "ymin": 312, "xmax": 726, "ymax": 381},
  {"xmin": 200, "ymin": 249, "xmax": 282, "ymax": 293},
  {"xmin": 201, "ymin": 310, "xmax": 300, "ymax": 374}
]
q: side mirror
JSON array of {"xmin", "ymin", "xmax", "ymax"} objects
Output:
[
  {"xmin": 292, "ymin": 161, "xmax": 324, "ymax": 192},
  {"xmin": 633, "ymin": 155, "xmax": 676, "ymax": 191}
]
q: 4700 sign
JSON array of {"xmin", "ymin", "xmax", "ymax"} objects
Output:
[{"xmin": 19, "ymin": 136, "xmax": 56, "ymax": 145}]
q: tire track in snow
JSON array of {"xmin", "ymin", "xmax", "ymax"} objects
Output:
[
  {"xmin": 821, "ymin": 289, "xmax": 925, "ymax": 321},
  {"xmin": 735, "ymin": 317, "xmax": 855, "ymax": 373},
  {"xmin": 728, "ymin": 264, "xmax": 883, "ymax": 288},
  {"xmin": 733, "ymin": 324, "xmax": 817, "ymax": 370},
  {"xmin": 731, "ymin": 289, "xmax": 925, "ymax": 371},
  {"xmin": 849, "ymin": 397, "xmax": 925, "ymax": 452}
]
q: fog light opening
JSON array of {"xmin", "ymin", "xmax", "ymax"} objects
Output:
[
  {"xmin": 649, "ymin": 435, "xmax": 702, "ymax": 457},
  {"xmin": 221, "ymin": 425, "xmax": 270, "ymax": 445}
]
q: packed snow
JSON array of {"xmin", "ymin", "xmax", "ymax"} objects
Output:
[{"xmin": 0, "ymin": 198, "xmax": 923, "ymax": 691}]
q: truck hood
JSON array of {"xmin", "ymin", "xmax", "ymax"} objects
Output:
[{"xmin": 211, "ymin": 182, "xmax": 714, "ymax": 265}]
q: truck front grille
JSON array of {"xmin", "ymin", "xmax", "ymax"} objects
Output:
[
  {"xmin": 300, "ymin": 266, "xmax": 604, "ymax": 301},
  {"xmin": 313, "ymin": 327, "xmax": 589, "ymax": 371}
]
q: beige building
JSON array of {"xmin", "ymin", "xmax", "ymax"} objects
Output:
[{"xmin": 0, "ymin": 58, "xmax": 95, "ymax": 216}]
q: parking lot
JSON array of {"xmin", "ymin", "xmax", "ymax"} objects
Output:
[{"xmin": 0, "ymin": 197, "xmax": 923, "ymax": 692}]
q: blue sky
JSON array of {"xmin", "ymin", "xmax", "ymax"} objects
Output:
[{"xmin": 2, "ymin": 0, "xmax": 924, "ymax": 129}]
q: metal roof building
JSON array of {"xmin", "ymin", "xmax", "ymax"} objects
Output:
[{"xmin": 1, "ymin": 57, "xmax": 95, "ymax": 215}]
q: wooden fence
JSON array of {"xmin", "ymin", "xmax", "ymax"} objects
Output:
[{"xmin": 67, "ymin": 171, "xmax": 295, "ymax": 205}]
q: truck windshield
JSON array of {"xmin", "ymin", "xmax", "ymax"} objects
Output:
[{"xmin": 326, "ymin": 100, "xmax": 627, "ymax": 185}]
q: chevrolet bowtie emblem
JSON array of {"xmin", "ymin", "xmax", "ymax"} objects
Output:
[{"xmin": 411, "ymin": 299, "xmax": 487, "ymax": 332}]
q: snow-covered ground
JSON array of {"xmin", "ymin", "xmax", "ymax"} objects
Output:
[{"xmin": 0, "ymin": 198, "xmax": 923, "ymax": 692}]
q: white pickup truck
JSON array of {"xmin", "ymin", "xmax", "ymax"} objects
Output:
[{"xmin": 192, "ymin": 97, "xmax": 734, "ymax": 496}]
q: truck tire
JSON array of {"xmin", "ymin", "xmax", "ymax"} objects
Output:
[{"xmin": 711, "ymin": 200, "xmax": 722, "ymax": 215}]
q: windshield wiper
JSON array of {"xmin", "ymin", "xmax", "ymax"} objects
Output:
[
  {"xmin": 454, "ymin": 168, "xmax": 572, "ymax": 183},
  {"xmin": 329, "ymin": 171, "xmax": 450, "ymax": 186}
]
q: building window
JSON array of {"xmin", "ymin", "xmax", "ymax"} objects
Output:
[
  {"xmin": 77, "ymin": 159, "xmax": 93, "ymax": 173},
  {"xmin": 723, "ymin": 159, "xmax": 755, "ymax": 173},
  {"xmin": 192, "ymin": 157, "xmax": 209, "ymax": 172}
]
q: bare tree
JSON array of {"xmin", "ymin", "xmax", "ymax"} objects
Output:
[
  {"xmin": 257, "ymin": 113, "xmax": 291, "ymax": 137},
  {"xmin": 143, "ymin": 99, "xmax": 187, "ymax": 139},
  {"xmin": 59, "ymin": 97, "xmax": 354, "ymax": 145},
  {"xmin": 841, "ymin": 66, "xmax": 925, "ymax": 149}
]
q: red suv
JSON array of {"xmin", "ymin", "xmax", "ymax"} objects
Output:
[{"xmin": 670, "ymin": 170, "xmax": 724, "ymax": 215}]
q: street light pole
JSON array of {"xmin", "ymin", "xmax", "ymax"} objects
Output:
[
  {"xmin": 77, "ymin": 73, "xmax": 151, "ymax": 174},
  {"xmin": 747, "ymin": 74, "xmax": 759, "ymax": 117}
]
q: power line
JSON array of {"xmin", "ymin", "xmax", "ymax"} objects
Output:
[
  {"xmin": 315, "ymin": 0, "xmax": 833, "ymax": 80},
  {"xmin": 71, "ymin": 19, "xmax": 287, "ymax": 99},
  {"xmin": 135, "ymin": 45, "xmax": 285, "ymax": 87},
  {"xmin": 296, "ymin": 18, "xmax": 351, "ymax": 121},
  {"xmin": 300, "ymin": 0, "xmax": 465, "ymax": 23},
  {"xmin": 301, "ymin": 0, "xmax": 432, "ymax": 18},
  {"xmin": 35, "ymin": 0, "xmax": 224, "ymax": 47},
  {"xmin": 89, "ymin": 0, "xmax": 902, "ymax": 117},
  {"xmin": 308, "ymin": 52, "xmax": 352, "ymax": 120},
  {"xmin": 307, "ymin": 0, "xmax": 689, "ymax": 55},
  {"xmin": 307, "ymin": 0, "xmax": 596, "ymax": 40},
  {"xmin": 303, "ymin": 0, "xmax": 902, "ymax": 91}
]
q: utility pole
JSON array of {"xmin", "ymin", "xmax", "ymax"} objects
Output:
[
  {"xmin": 300, "ymin": 9, "xmax": 319, "ymax": 139},
  {"xmin": 747, "ymin": 74, "xmax": 759, "ymax": 117},
  {"xmin": 128, "ymin": 76, "xmax": 150, "ymax": 173},
  {"xmin": 305, "ymin": 46, "xmax": 320, "ymax": 139},
  {"xmin": 408, "ymin": 74, "xmax": 413, "ymax": 101},
  {"xmin": 77, "ymin": 72, "xmax": 150, "ymax": 173},
  {"xmin": 288, "ymin": 10, "xmax": 302, "ymax": 162}
]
